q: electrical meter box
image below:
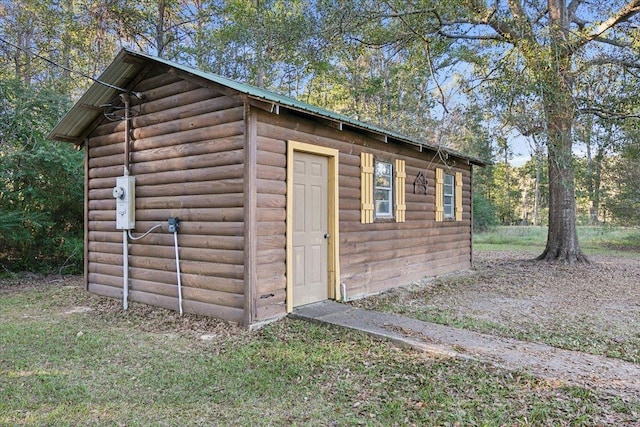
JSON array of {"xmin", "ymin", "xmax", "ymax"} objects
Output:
[{"xmin": 113, "ymin": 175, "xmax": 136, "ymax": 230}]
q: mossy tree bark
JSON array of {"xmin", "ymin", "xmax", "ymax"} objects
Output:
[{"xmin": 534, "ymin": 3, "xmax": 589, "ymax": 263}]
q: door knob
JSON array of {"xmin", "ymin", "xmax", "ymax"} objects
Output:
[{"xmin": 324, "ymin": 233, "xmax": 330, "ymax": 239}]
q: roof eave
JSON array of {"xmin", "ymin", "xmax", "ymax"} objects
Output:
[
  {"xmin": 49, "ymin": 48, "xmax": 488, "ymax": 166},
  {"xmin": 48, "ymin": 49, "xmax": 142, "ymax": 144}
]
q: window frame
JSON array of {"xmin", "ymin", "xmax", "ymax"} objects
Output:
[
  {"xmin": 443, "ymin": 173, "xmax": 455, "ymax": 220},
  {"xmin": 373, "ymin": 160, "xmax": 394, "ymax": 219}
]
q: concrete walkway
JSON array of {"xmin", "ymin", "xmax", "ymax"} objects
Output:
[{"xmin": 291, "ymin": 300, "xmax": 640, "ymax": 398}]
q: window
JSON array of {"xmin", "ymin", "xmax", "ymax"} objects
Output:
[
  {"xmin": 360, "ymin": 153, "xmax": 406, "ymax": 224},
  {"xmin": 374, "ymin": 161, "xmax": 393, "ymax": 217},
  {"xmin": 443, "ymin": 173, "xmax": 454, "ymax": 219},
  {"xmin": 436, "ymin": 168, "xmax": 463, "ymax": 222}
]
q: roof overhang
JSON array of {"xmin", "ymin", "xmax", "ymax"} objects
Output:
[
  {"xmin": 49, "ymin": 49, "xmax": 487, "ymax": 166},
  {"xmin": 48, "ymin": 50, "xmax": 146, "ymax": 145}
]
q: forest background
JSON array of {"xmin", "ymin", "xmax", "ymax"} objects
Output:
[{"xmin": 1, "ymin": 0, "xmax": 639, "ymax": 273}]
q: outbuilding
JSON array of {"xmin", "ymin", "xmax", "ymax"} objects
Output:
[{"xmin": 50, "ymin": 49, "xmax": 485, "ymax": 328}]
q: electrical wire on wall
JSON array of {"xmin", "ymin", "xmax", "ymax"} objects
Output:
[
  {"xmin": 128, "ymin": 224, "xmax": 163, "ymax": 241},
  {"xmin": 102, "ymin": 103, "xmax": 142, "ymax": 122},
  {"xmin": 126, "ymin": 221, "xmax": 184, "ymax": 316}
]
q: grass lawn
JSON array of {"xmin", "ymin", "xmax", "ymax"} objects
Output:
[
  {"xmin": 1, "ymin": 276, "xmax": 639, "ymax": 425},
  {"xmin": 473, "ymin": 225, "xmax": 640, "ymax": 256}
]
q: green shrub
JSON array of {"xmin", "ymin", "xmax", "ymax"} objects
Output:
[
  {"xmin": 473, "ymin": 192, "xmax": 498, "ymax": 232},
  {"xmin": 0, "ymin": 79, "xmax": 82, "ymax": 274}
]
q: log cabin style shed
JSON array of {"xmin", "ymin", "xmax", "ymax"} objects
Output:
[{"xmin": 49, "ymin": 49, "xmax": 485, "ymax": 328}]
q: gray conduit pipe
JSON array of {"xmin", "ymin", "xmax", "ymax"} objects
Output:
[
  {"xmin": 120, "ymin": 93, "xmax": 131, "ymax": 311},
  {"xmin": 122, "ymin": 229, "xmax": 128, "ymax": 310},
  {"xmin": 174, "ymin": 230, "xmax": 183, "ymax": 316}
]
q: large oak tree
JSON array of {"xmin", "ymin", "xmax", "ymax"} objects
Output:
[{"xmin": 378, "ymin": 0, "xmax": 640, "ymax": 262}]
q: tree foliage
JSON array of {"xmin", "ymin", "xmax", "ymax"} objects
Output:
[
  {"xmin": 0, "ymin": 0, "xmax": 639, "ymax": 272},
  {"xmin": 0, "ymin": 79, "xmax": 83, "ymax": 273},
  {"xmin": 363, "ymin": 0, "xmax": 640, "ymax": 262}
]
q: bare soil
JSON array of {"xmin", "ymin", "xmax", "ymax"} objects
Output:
[
  {"xmin": 351, "ymin": 250, "xmax": 640, "ymax": 397},
  {"xmin": 434, "ymin": 251, "xmax": 639, "ymax": 346},
  {"xmin": 356, "ymin": 251, "xmax": 640, "ymax": 352}
]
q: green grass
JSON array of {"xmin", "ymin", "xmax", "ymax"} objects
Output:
[
  {"xmin": 474, "ymin": 225, "xmax": 640, "ymax": 255},
  {"xmin": 1, "ymin": 282, "xmax": 638, "ymax": 425}
]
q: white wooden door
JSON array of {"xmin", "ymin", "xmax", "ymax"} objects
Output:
[{"xmin": 292, "ymin": 152, "xmax": 329, "ymax": 306}]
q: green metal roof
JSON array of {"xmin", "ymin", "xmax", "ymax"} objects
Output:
[{"xmin": 49, "ymin": 48, "xmax": 486, "ymax": 166}]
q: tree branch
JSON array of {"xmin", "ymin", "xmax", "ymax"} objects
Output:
[
  {"xmin": 578, "ymin": 106, "xmax": 640, "ymax": 120},
  {"xmin": 379, "ymin": 9, "xmax": 436, "ymax": 19},
  {"xmin": 506, "ymin": 0, "xmax": 527, "ymax": 23},
  {"xmin": 575, "ymin": 0, "xmax": 640, "ymax": 49},
  {"xmin": 382, "ymin": 1, "xmax": 450, "ymax": 113},
  {"xmin": 471, "ymin": 0, "xmax": 523, "ymax": 45},
  {"xmin": 591, "ymin": 35, "xmax": 633, "ymax": 48},
  {"xmin": 437, "ymin": 29, "xmax": 505, "ymax": 41},
  {"xmin": 520, "ymin": 124, "xmax": 545, "ymax": 137},
  {"xmin": 580, "ymin": 57, "xmax": 640, "ymax": 70},
  {"xmin": 567, "ymin": 0, "xmax": 585, "ymax": 24}
]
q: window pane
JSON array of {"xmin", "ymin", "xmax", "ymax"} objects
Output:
[
  {"xmin": 444, "ymin": 204, "xmax": 454, "ymax": 218},
  {"xmin": 375, "ymin": 188, "xmax": 391, "ymax": 201},
  {"xmin": 375, "ymin": 162, "xmax": 391, "ymax": 188},
  {"xmin": 375, "ymin": 175, "xmax": 391, "ymax": 188},
  {"xmin": 373, "ymin": 162, "xmax": 393, "ymax": 216},
  {"xmin": 376, "ymin": 162, "xmax": 391, "ymax": 177},
  {"xmin": 376, "ymin": 200, "xmax": 390, "ymax": 215},
  {"xmin": 444, "ymin": 174, "xmax": 454, "ymax": 187},
  {"xmin": 374, "ymin": 161, "xmax": 393, "ymax": 217}
]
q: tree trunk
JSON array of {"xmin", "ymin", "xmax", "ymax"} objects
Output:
[
  {"xmin": 539, "ymin": 138, "xmax": 588, "ymax": 262},
  {"xmin": 61, "ymin": 0, "xmax": 73, "ymax": 85},
  {"xmin": 592, "ymin": 145, "xmax": 604, "ymax": 224},
  {"xmin": 255, "ymin": 0, "xmax": 265, "ymax": 88},
  {"xmin": 535, "ymin": 1, "xmax": 588, "ymax": 263},
  {"xmin": 537, "ymin": 74, "xmax": 588, "ymax": 263},
  {"xmin": 532, "ymin": 135, "xmax": 542, "ymax": 227},
  {"xmin": 155, "ymin": 1, "xmax": 168, "ymax": 58}
]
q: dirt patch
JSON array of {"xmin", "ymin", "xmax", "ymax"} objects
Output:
[
  {"xmin": 351, "ymin": 250, "xmax": 640, "ymax": 368},
  {"xmin": 368, "ymin": 252, "xmax": 638, "ymax": 338},
  {"xmin": 0, "ymin": 274, "xmax": 82, "ymax": 293},
  {"xmin": 438, "ymin": 252, "xmax": 640, "ymax": 334},
  {"xmin": 603, "ymin": 243, "xmax": 640, "ymax": 253},
  {"xmin": 75, "ymin": 287, "xmax": 247, "ymax": 342},
  {"xmin": 342, "ymin": 251, "xmax": 640, "ymax": 398}
]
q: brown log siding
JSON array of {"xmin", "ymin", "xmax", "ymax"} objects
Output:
[
  {"xmin": 86, "ymin": 70, "xmax": 246, "ymax": 323},
  {"xmin": 253, "ymin": 132, "xmax": 288, "ymax": 320},
  {"xmin": 254, "ymin": 109, "xmax": 472, "ymax": 304},
  {"xmin": 83, "ymin": 69, "xmax": 474, "ymax": 325}
]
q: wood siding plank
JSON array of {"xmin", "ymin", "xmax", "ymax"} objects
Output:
[
  {"xmin": 85, "ymin": 76, "xmax": 247, "ymax": 325},
  {"xmin": 255, "ymin": 108, "xmax": 473, "ymax": 313}
]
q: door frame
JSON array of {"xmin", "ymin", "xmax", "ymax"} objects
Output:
[{"xmin": 286, "ymin": 140, "xmax": 340, "ymax": 312}]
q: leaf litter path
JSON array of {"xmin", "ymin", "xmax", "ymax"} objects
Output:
[{"xmin": 292, "ymin": 300, "xmax": 640, "ymax": 399}]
